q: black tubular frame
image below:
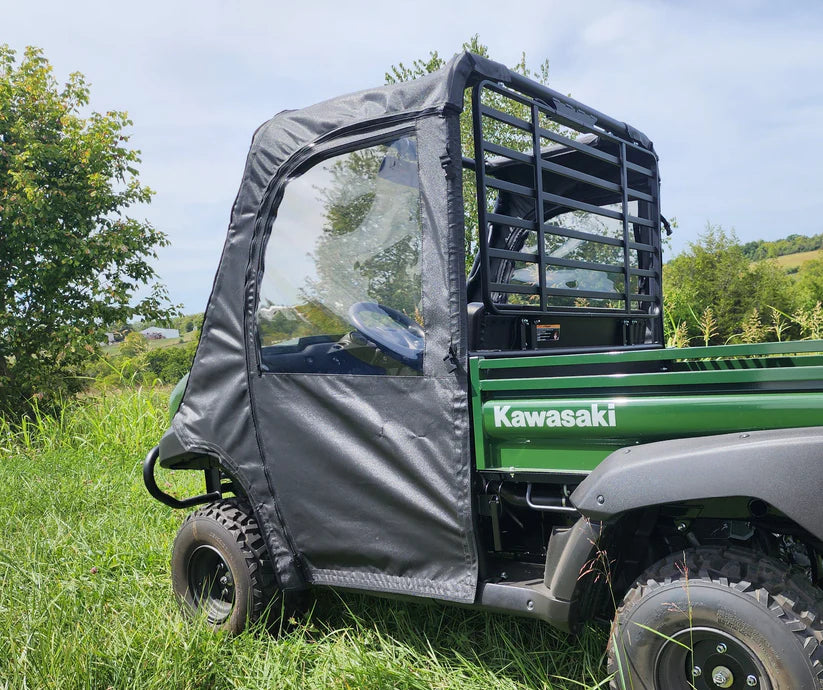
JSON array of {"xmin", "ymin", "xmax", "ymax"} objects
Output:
[
  {"xmin": 143, "ymin": 446, "xmax": 222, "ymax": 509},
  {"xmin": 470, "ymin": 78, "xmax": 663, "ymax": 321}
]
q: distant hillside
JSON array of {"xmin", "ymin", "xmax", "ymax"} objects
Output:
[
  {"xmin": 102, "ymin": 313, "xmax": 204, "ymax": 353},
  {"xmin": 102, "ymin": 327, "xmax": 198, "ymax": 355},
  {"xmin": 773, "ymin": 249, "xmax": 823, "ymax": 272},
  {"xmin": 742, "ymin": 233, "xmax": 823, "ymax": 261}
]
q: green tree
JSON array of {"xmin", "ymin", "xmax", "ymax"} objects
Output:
[
  {"xmin": 143, "ymin": 340, "xmax": 198, "ymax": 383},
  {"xmin": 119, "ymin": 331, "xmax": 149, "ymax": 358},
  {"xmin": 386, "ymin": 36, "xmax": 553, "ymax": 262},
  {"xmin": 741, "ymin": 233, "xmax": 823, "ymax": 262},
  {"xmin": 664, "ymin": 225, "xmax": 795, "ymax": 344},
  {"xmin": 0, "ymin": 46, "xmax": 174, "ymax": 415},
  {"xmin": 794, "ymin": 258, "xmax": 823, "ymax": 309}
]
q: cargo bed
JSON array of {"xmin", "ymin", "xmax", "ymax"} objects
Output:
[{"xmin": 471, "ymin": 340, "xmax": 823, "ymax": 474}]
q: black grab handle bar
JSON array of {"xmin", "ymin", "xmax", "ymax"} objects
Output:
[{"xmin": 142, "ymin": 446, "xmax": 222, "ymax": 509}]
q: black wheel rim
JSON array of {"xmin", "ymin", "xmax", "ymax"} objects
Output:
[
  {"xmin": 187, "ymin": 545, "xmax": 235, "ymax": 624},
  {"xmin": 654, "ymin": 627, "xmax": 771, "ymax": 689}
]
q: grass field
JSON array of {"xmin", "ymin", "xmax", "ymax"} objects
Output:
[
  {"xmin": 773, "ymin": 248, "xmax": 823, "ymax": 270},
  {"xmin": 0, "ymin": 388, "xmax": 610, "ymax": 689}
]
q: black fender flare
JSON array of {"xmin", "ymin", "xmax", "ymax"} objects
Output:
[{"xmin": 571, "ymin": 426, "xmax": 823, "ymax": 541}]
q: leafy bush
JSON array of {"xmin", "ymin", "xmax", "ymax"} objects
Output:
[
  {"xmin": 143, "ymin": 341, "xmax": 198, "ymax": 384},
  {"xmin": 664, "ymin": 225, "xmax": 796, "ymax": 345},
  {"xmin": 89, "ymin": 338, "xmax": 198, "ymax": 389}
]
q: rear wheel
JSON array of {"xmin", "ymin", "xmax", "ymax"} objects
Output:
[
  {"xmin": 172, "ymin": 498, "xmax": 279, "ymax": 633},
  {"xmin": 608, "ymin": 546, "xmax": 823, "ymax": 689}
]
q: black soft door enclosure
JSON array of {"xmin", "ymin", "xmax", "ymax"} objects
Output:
[
  {"xmin": 171, "ymin": 53, "xmax": 513, "ymax": 602},
  {"xmin": 248, "ymin": 117, "xmax": 476, "ymax": 601}
]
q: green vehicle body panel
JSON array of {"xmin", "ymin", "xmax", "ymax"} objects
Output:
[
  {"xmin": 169, "ymin": 373, "xmax": 188, "ymax": 423},
  {"xmin": 471, "ymin": 340, "xmax": 823, "ymax": 473}
]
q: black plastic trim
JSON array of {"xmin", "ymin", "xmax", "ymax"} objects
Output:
[
  {"xmin": 158, "ymin": 427, "xmax": 216, "ymax": 471},
  {"xmin": 158, "ymin": 427, "xmax": 187, "ymax": 464},
  {"xmin": 571, "ymin": 427, "xmax": 823, "ymax": 541},
  {"xmin": 476, "ymin": 580, "xmax": 572, "ymax": 633},
  {"xmin": 544, "ymin": 518, "xmax": 602, "ymax": 600}
]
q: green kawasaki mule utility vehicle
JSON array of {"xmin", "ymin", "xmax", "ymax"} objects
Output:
[{"xmin": 144, "ymin": 52, "xmax": 823, "ymax": 688}]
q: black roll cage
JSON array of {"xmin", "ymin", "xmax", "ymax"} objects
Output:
[{"xmin": 465, "ymin": 76, "xmax": 663, "ymax": 335}]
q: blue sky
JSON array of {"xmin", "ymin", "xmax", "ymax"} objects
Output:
[{"xmin": 5, "ymin": 0, "xmax": 823, "ymax": 312}]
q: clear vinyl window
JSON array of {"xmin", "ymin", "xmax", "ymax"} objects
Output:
[{"xmin": 256, "ymin": 135, "xmax": 424, "ymax": 376}]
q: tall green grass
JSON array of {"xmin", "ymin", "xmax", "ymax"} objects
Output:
[{"xmin": 0, "ymin": 388, "xmax": 609, "ymax": 689}]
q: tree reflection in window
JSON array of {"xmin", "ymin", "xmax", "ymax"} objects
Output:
[{"xmin": 256, "ymin": 136, "xmax": 423, "ymax": 375}]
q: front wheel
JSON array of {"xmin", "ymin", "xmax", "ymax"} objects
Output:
[
  {"xmin": 171, "ymin": 498, "xmax": 279, "ymax": 633},
  {"xmin": 608, "ymin": 546, "xmax": 823, "ymax": 689}
]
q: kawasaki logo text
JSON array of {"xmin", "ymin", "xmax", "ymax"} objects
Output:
[{"xmin": 492, "ymin": 404, "xmax": 616, "ymax": 428}]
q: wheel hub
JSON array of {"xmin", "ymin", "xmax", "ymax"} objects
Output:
[
  {"xmin": 187, "ymin": 544, "xmax": 236, "ymax": 624},
  {"xmin": 711, "ymin": 665, "xmax": 734, "ymax": 688},
  {"xmin": 655, "ymin": 627, "xmax": 770, "ymax": 689}
]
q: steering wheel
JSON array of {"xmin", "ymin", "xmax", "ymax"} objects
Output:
[{"xmin": 347, "ymin": 302, "xmax": 424, "ymax": 370}]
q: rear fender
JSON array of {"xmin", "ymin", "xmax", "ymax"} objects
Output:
[{"xmin": 571, "ymin": 427, "xmax": 823, "ymax": 541}]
